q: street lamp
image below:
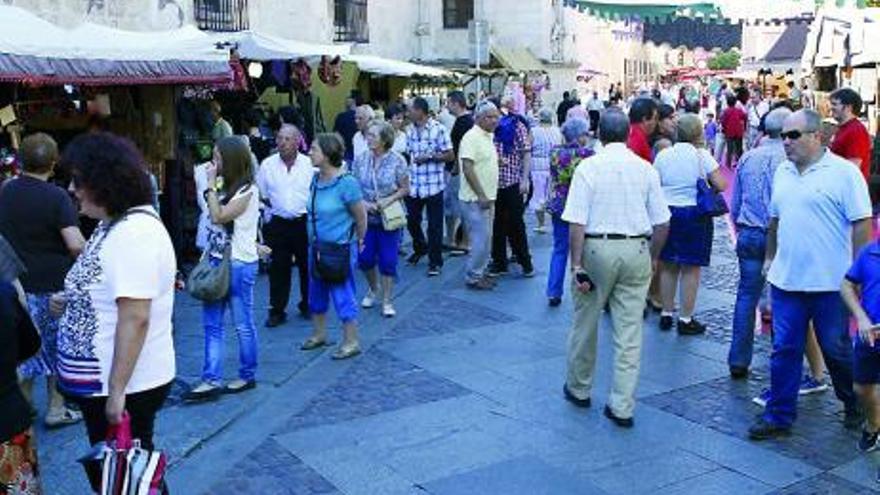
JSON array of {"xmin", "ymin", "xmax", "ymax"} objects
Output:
[{"xmin": 758, "ymin": 68, "xmax": 771, "ymax": 95}]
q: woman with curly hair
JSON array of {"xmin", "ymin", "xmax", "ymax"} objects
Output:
[
  {"xmin": 546, "ymin": 117, "xmax": 595, "ymax": 307},
  {"xmin": 53, "ymin": 132, "xmax": 176, "ymax": 491}
]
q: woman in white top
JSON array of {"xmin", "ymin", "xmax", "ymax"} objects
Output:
[
  {"xmin": 53, "ymin": 133, "xmax": 176, "ymax": 490},
  {"xmin": 185, "ymin": 137, "xmax": 261, "ymax": 401},
  {"xmin": 529, "ymin": 108, "xmax": 563, "ymax": 233},
  {"xmin": 653, "ymin": 114, "xmax": 727, "ymax": 335},
  {"xmin": 387, "ymin": 103, "xmax": 409, "ymax": 157}
]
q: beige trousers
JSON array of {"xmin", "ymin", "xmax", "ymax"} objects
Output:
[{"xmin": 566, "ymin": 238, "xmax": 652, "ymax": 418}]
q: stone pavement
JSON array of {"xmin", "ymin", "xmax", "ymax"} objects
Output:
[{"xmin": 33, "ymin": 218, "xmax": 880, "ymax": 494}]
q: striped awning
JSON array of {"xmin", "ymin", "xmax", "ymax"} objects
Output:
[{"xmin": 563, "ymin": 1, "xmax": 722, "ymax": 22}]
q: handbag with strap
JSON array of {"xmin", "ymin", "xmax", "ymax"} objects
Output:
[
  {"xmin": 187, "ymin": 190, "xmax": 237, "ymax": 302},
  {"xmin": 310, "ymin": 175, "xmax": 353, "ymax": 285},
  {"xmin": 369, "ymin": 156, "xmax": 406, "ymax": 231},
  {"xmin": 694, "ymin": 148, "xmax": 729, "ymax": 218}
]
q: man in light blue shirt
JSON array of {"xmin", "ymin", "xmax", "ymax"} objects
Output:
[
  {"xmin": 749, "ymin": 109, "xmax": 873, "ymax": 440},
  {"xmin": 728, "ymin": 108, "xmax": 790, "ymax": 377}
]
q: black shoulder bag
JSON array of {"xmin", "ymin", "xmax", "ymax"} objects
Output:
[{"xmin": 310, "ymin": 175, "xmax": 353, "ymax": 285}]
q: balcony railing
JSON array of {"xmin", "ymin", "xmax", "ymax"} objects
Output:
[
  {"xmin": 195, "ymin": 0, "xmax": 249, "ymax": 32},
  {"xmin": 334, "ymin": 0, "xmax": 369, "ymax": 43}
]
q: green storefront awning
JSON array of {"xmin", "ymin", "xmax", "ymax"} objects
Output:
[{"xmin": 563, "ymin": 1, "xmax": 722, "ymax": 23}]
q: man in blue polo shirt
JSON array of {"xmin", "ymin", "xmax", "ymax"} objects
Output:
[
  {"xmin": 748, "ymin": 109, "xmax": 873, "ymax": 440},
  {"xmin": 842, "ymin": 239, "xmax": 880, "ymax": 452}
]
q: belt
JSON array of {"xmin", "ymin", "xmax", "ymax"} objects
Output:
[
  {"xmin": 272, "ymin": 214, "xmax": 306, "ymax": 222},
  {"xmin": 585, "ymin": 233, "xmax": 650, "ymax": 240}
]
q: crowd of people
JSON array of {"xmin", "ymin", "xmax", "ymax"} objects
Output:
[{"xmin": 0, "ymin": 76, "xmax": 876, "ymax": 492}]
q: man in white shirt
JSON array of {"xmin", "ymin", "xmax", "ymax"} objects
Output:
[
  {"xmin": 586, "ymin": 91, "xmax": 604, "ymax": 135},
  {"xmin": 351, "ymin": 105, "xmax": 375, "ymax": 161},
  {"xmin": 745, "ymin": 90, "xmax": 769, "ymax": 151},
  {"xmin": 256, "ymin": 124, "xmax": 316, "ymax": 326},
  {"xmin": 561, "ymin": 109, "xmax": 670, "ymax": 427}
]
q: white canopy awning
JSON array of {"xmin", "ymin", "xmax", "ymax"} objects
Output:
[
  {"xmin": 344, "ymin": 54, "xmax": 454, "ymax": 79},
  {"xmin": 206, "ymin": 30, "xmax": 350, "ymax": 62},
  {"xmin": 0, "ymin": 5, "xmax": 231, "ymax": 85}
]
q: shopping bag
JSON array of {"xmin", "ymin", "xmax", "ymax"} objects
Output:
[{"xmin": 99, "ymin": 413, "xmax": 168, "ymax": 495}]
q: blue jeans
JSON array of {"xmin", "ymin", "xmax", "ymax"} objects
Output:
[
  {"xmin": 763, "ymin": 287, "xmax": 856, "ymax": 428},
  {"xmin": 201, "ymin": 260, "xmax": 259, "ymax": 384},
  {"xmin": 728, "ymin": 227, "xmax": 766, "ymax": 369},
  {"xmin": 546, "ymin": 215, "xmax": 569, "ymax": 299}
]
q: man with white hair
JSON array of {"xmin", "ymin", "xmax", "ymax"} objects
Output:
[
  {"xmin": 257, "ymin": 124, "xmax": 316, "ymax": 327},
  {"xmin": 352, "ymin": 105, "xmax": 375, "ymax": 160},
  {"xmin": 459, "ymin": 101, "xmax": 501, "ymax": 290},
  {"xmin": 728, "ymin": 107, "xmax": 791, "ymax": 379},
  {"xmin": 748, "ymin": 109, "xmax": 872, "ymax": 440}
]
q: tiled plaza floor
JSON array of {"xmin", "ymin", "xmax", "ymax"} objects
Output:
[{"xmin": 34, "ymin": 217, "xmax": 880, "ymax": 494}]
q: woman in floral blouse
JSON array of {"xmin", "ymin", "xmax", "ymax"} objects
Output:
[{"xmin": 546, "ymin": 117, "xmax": 595, "ymax": 307}]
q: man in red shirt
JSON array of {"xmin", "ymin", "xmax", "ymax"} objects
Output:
[
  {"xmin": 720, "ymin": 95, "xmax": 747, "ymax": 169},
  {"xmin": 829, "ymin": 87, "xmax": 872, "ymax": 183},
  {"xmin": 627, "ymin": 97, "xmax": 658, "ymax": 163}
]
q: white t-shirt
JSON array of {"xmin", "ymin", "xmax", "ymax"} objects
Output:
[
  {"xmin": 352, "ymin": 131, "xmax": 369, "ymax": 160},
  {"xmin": 654, "ymin": 143, "xmax": 720, "ymax": 207},
  {"xmin": 231, "ymin": 184, "xmax": 260, "ymax": 263},
  {"xmin": 194, "ymin": 162, "xmax": 210, "ymax": 250},
  {"xmin": 58, "ymin": 207, "xmax": 176, "ymax": 397}
]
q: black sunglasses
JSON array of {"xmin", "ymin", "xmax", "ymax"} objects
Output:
[{"xmin": 780, "ymin": 130, "xmax": 814, "ymax": 141}]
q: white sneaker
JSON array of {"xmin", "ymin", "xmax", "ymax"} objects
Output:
[
  {"xmin": 361, "ymin": 291, "xmax": 376, "ymax": 308},
  {"xmin": 382, "ymin": 303, "xmax": 396, "ymax": 318}
]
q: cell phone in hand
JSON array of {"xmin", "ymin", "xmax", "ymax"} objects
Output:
[{"xmin": 576, "ymin": 271, "xmax": 594, "ymax": 292}]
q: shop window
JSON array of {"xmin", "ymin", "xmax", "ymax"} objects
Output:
[
  {"xmin": 194, "ymin": 0, "xmax": 249, "ymax": 32},
  {"xmin": 443, "ymin": 0, "xmax": 473, "ymax": 30},
  {"xmin": 334, "ymin": 0, "xmax": 369, "ymax": 43}
]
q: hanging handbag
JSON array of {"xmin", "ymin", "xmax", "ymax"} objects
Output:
[
  {"xmin": 694, "ymin": 149, "xmax": 729, "ymax": 218},
  {"xmin": 187, "ymin": 191, "xmax": 235, "ymax": 302},
  {"xmin": 187, "ymin": 244, "xmax": 231, "ymax": 302},
  {"xmin": 310, "ymin": 176, "xmax": 353, "ymax": 285},
  {"xmin": 369, "ymin": 157, "xmax": 407, "ymax": 231}
]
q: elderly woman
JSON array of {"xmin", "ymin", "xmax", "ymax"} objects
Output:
[
  {"xmin": 0, "ymin": 237, "xmax": 42, "ymax": 494},
  {"xmin": 352, "ymin": 105, "xmax": 376, "ymax": 160},
  {"xmin": 546, "ymin": 117, "xmax": 595, "ymax": 307},
  {"xmin": 300, "ymin": 133, "xmax": 368, "ymax": 360},
  {"xmin": 184, "ymin": 137, "xmax": 261, "ymax": 402},
  {"xmin": 55, "ymin": 133, "xmax": 176, "ymax": 490},
  {"xmin": 653, "ymin": 114, "xmax": 727, "ymax": 335},
  {"xmin": 351, "ymin": 121, "xmax": 410, "ymax": 317},
  {"xmin": 530, "ymin": 108, "xmax": 563, "ymax": 234}
]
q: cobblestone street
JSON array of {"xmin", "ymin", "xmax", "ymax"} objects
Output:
[{"xmin": 34, "ymin": 220, "xmax": 880, "ymax": 494}]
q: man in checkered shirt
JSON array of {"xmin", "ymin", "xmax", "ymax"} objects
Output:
[
  {"xmin": 489, "ymin": 96, "xmax": 535, "ymax": 277},
  {"xmin": 405, "ymin": 97, "xmax": 454, "ymax": 277}
]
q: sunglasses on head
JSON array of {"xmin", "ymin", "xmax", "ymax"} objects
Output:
[{"xmin": 780, "ymin": 130, "xmax": 813, "ymax": 141}]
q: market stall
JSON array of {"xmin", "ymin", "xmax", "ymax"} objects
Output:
[{"xmin": 0, "ymin": 4, "xmax": 232, "ymax": 250}]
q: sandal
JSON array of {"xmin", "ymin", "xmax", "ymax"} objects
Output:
[
  {"xmin": 331, "ymin": 345, "xmax": 361, "ymax": 360},
  {"xmin": 300, "ymin": 337, "xmax": 328, "ymax": 351},
  {"xmin": 44, "ymin": 407, "xmax": 83, "ymax": 429}
]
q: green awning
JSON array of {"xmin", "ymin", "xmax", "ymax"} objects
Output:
[
  {"xmin": 564, "ymin": 1, "xmax": 722, "ymax": 23},
  {"xmin": 490, "ymin": 46, "xmax": 546, "ymax": 73}
]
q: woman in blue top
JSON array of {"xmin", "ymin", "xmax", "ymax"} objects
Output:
[{"xmin": 301, "ymin": 133, "xmax": 367, "ymax": 360}]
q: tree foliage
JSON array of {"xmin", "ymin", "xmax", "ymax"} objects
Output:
[{"xmin": 707, "ymin": 50, "xmax": 741, "ymax": 70}]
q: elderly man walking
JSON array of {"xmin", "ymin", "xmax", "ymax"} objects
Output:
[
  {"xmin": 459, "ymin": 101, "xmax": 501, "ymax": 290},
  {"xmin": 489, "ymin": 96, "xmax": 535, "ymax": 277},
  {"xmin": 561, "ymin": 110, "xmax": 670, "ymax": 427},
  {"xmin": 405, "ymin": 97, "xmax": 454, "ymax": 276},
  {"xmin": 257, "ymin": 124, "xmax": 317, "ymax": 326},
  {"xmin": 728, "ymin": 107, "xmax": 791, "ymax": 377},
  {"xmin": 748, "ymin": 109, "xmax": 873, "ymax": 440}
]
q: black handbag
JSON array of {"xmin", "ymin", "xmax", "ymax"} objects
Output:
[{"xmin": 310, "ymin": 176, "xmax": 353, "ymax": 285}]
